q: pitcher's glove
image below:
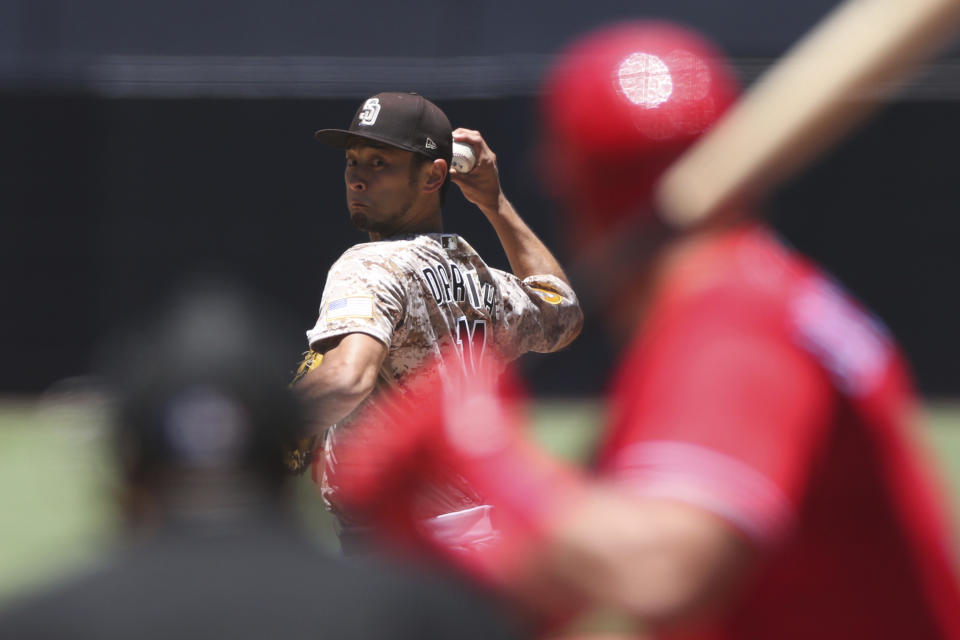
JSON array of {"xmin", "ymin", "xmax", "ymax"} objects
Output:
[
  {"xmin": 283, "ymin": 349, "xmax": 325, "ymax": 476},
  {"xmin": 283, "ymin": 433, "xmax": 318, "ymax": 476},
  {"xmin": 290, "ymin": 349, "xmax": 324, "ymax": 386}
]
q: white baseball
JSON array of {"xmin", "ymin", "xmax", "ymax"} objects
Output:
[{"xmin": 451, "ymin": 141, "xmax": 476, "ymax": 173}]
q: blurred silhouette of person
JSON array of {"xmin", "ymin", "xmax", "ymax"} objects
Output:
[
  {"xmin": 0, "ymin": 276, "xmax": 522, "ymax": 640},
  {"xmin": 324, "ymin": 21, "xmax": 960, "ymax": 640}
]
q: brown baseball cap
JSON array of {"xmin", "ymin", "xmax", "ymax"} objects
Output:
[{"xmin": 315, "ymin": 92, "xmax": 453, "ymax": 163}]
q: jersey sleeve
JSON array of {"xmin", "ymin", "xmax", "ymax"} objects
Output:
[
  {"xmin": 602, "ymin": 293, "xmax": 835, "ymax": 546},
  {"xmin": 306, "ymin": 247, "xmax": 406, "ymax": 353},
  {"xmin": 491, "ymin": 271, "xmax": 583, "ymax": 358}
]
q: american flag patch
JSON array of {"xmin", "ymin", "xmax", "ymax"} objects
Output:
[{"xmin": 326, "ymin": 296, "xmax": 374, "ymax": 320}]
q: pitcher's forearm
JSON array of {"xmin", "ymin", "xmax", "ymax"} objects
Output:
[
  {"xmin": 295, "ymin": 333, "xmax": 386, "ymax": 427},
  {"xmin": 481, "ymin": 193, "xmax": 571, "ymax": 285}
]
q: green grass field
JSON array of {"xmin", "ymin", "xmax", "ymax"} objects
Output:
[{"xmin": 1, "ymin": 396, "xmax": 959, "ymax": 608}]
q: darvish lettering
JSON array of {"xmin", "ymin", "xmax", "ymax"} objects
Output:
[{"xmin": 422, "ymin": 263, "xmax": 496, "ymax": 316}]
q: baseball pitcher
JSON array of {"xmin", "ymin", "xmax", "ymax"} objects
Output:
[{"xmin": 293, "ymin": 92, "xmax": 583, "ymax": 554}]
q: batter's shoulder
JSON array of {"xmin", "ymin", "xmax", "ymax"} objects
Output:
[
  {"xmin": 650, "ymin": 228, "xmax": 804, "ymax": 335},
  {"xmin": 682, "ymin": 228, "xmax": 805, "ymax": 301}
]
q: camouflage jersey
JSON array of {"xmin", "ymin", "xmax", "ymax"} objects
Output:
[{"xmin": 306, "ymin": 232, "xmax": 583, "ymax": 527}]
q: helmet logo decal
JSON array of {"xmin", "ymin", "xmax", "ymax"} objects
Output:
[
  {"xmin": 358, "ymin": 98, "xmax": 381, "ymax": 126},
  {"xmin": 617, "ymin": 52, "xmax": 673, "ymax": 108}
]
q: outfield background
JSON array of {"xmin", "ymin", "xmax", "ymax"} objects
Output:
[{"xmin": 2, "ymin": 394, "xmax": 960, "ymax": 608}]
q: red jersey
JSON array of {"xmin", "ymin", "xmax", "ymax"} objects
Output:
[{"xmin": 596, "ymin": 224, "xmax": 960, "ymax": 639}]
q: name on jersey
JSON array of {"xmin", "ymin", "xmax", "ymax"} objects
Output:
[{"xmin": 421, "ymin": 263, "xmax": 495, "ymax": 315}]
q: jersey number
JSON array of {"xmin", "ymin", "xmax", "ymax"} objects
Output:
[{"xmin": 455, "ymin": 317, "xmax": 487, "ymax": 373}]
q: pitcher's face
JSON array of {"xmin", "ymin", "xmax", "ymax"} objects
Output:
[{"xmin": 344, "ymin": 142, "xmax": 420, "ymax": 235}]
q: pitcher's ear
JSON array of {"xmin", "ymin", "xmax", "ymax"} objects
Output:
[{"xmin": 423, "ymin": 159, "xmax": 448, "ymax": 193}]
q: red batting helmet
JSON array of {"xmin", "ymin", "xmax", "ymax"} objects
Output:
[{"xmin": 539, "ymin": 21, "xmax": 740, "ymax": 244}]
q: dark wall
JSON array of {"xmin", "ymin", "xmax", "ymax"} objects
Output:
[
  {"xmin": 3, "ymin": 93, "xmax": 959, "ymax": 396},
  {"xmin": 1, "ymin": 0, "xmax": 840, "ymax": 59}
]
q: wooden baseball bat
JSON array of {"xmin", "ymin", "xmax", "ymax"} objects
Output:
[{"xmin": 654, "ymin": 0, "xmax": 960, "ymax": 229}]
